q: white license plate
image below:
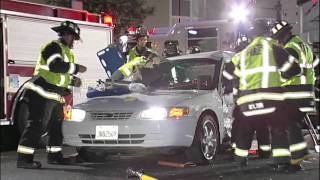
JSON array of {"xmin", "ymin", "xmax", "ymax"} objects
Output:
[{"xmin": 95, "ymin": 125, "xmax": 118, "ymax": 140}]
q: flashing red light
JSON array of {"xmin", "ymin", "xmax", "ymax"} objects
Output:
[{"xmin": 103, "ymin": 15, "xmax": 113, "ymax": 26}]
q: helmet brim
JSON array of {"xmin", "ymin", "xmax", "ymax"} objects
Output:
[
  {"xmin": 51, "ymin": 26, "xmax": 81, "ymax": 40},
  {"xmin": 271, "ymin": 24, "xmax": 293, "ymax": 40}
]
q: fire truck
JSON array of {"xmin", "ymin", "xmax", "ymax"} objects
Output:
[{"xmin": 0, "ymin": 0, "xmax": 113, "ymax": 146}]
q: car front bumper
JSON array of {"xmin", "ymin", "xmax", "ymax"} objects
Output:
[{"xmin": 62, "ymin": 116, "xmax": 198, "ymax": 149}]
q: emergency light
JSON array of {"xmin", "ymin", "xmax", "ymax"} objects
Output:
[{"xmin": 103, "ymin": 14, "xmax": 113, "ymax": 26}]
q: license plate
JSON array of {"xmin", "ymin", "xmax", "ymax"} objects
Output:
[{"xmin": 95, "ymin": 125, "xmax": 118, "ymax": 140}]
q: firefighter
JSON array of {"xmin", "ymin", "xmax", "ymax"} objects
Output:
[
  {"xmin": 223, "ymin": 33, "xmax": 272, "ymax": 159},
  {"xmin": 271, "ymin": 21, "xmax": 319, "ymax": 169},
  {"xmin": 16, "ymin": 20, "xmax": 87, "ymax": 169},
  {"xmin": 111, "ymin": 26, "xmax": 158, "ymax": 83},
  {"xmin": 227, "ymin": 19, "xmax": 301, "ymax": 171},
  {"xmin": 163, "ymin": 40, "xmax": 181, "ymax": 57}
]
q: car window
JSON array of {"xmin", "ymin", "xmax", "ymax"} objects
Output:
[{"xmin": 160, "ymin": 58, "xmax": 217, "ymax": 90}]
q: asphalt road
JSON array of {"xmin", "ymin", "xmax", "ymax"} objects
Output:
[{"xmin": 1, "ymin": 147, "xmax": 319, "ymax": 180}]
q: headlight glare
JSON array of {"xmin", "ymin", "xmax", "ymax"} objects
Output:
[
  {"xmin": 141, "ymin": 107, "xmax": 167, "ymax": 120},
  {"xmin": 65, "ymin": 108, "xmax": 86, "ymax": 122}
]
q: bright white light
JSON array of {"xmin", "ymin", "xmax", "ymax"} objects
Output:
[
  {"xmin": 188, "ymin": 30, "xmax": 198, "ymax": 35},
  {"xmin": 141, "ymin": 107, "xmax": 167, "ymax": 120},
  {"xmin": 230, "ymin": 4, "xmax": 249, "ymax": 23},
  {"xmin": 70, "ymin": 109, "xmax": 86, "ymax": 122}
]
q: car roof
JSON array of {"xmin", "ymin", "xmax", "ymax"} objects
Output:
[{"xmin": 167, "ymin": 50, "xmax": 235, "ymax": 62}]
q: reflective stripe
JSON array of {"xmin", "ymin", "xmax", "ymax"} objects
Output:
[
  {"xmin": 242, "ymin": 66, "xmax": 277, "ymax": 76},
  {"xmin": 237, "ymin": 93, "xmax": 284, "ymax": 105},
  {"xmin": 300, "ymin": 63, "xmax": 314, "ymax": 69},
  {"xmin": 232, "ymin": 143, "xmax": 236, "ymax": 148},
  {"xmin": 299, "ymin": 107, "xmax": 316, "ymax": 112},
  {"xmin": 122, "ymin": 67, "xmax": 131, "ymax": 77},
  {"xmin": 313, "ymin": 57, "xmax": 319, "ymax": 67},
  {"xmin": 240, "ymin": 49, "xmax": 247, "ymax": 88},
  {"xmin": 243, "ymin": 107, "xmax": 276, "ymax": 116},
  {"xmin": 223, "ymin": 71, "xmax": 234, "ymax": 80},
  {"xmin": 17, "ymin": 145, "xmax": 35, "ymax": 154},
  {"xmin": 64, "ymin": 53, "xmax": 70, "ymax": 63},
  {"xmin": 233, "ymin": 88, "xmax": 239, "ymax": 95},
  {"xmin": 235, "ymin": 147, "xmax": 248, "ymax": 157},
  {"xmin": 259, "ymin": 144, "xmax": 272, "ymax": 151},
  {"xmin": 46, "ymin": 146, "xmax": 62, "ymax": 153},
  {"xmin": 262, "ymin": 40, "xmax": 270, "ymax": 88},
  {"xmin": 289, "ymin": 142, "xmax": 307, "ymax": 152},
  {"xmin": 47, "ymin": 53, "xmax": 62, "ymax": 66},
  {"xmin": 272, "ymin": 148, "xmax": 291, "ymax": 157},
  {"xmin": 58, "ymin": 75, "xmax": 66, "ymax": 86},
  {"xmin": 38, "ymin": 65, "xmax": 49, "ymax": 71},
  {"xmin": 290, "ymin": 43, "xmax": 307, "ymax": 84},
  {"xmin": 68, "ymin": 63, "xmax": 76, "ymax": 74},
  {"xmin": 283, "ymin": 91, "xmax": 314, "ymax": 99},
  {"xmin": 24, "ymin": 82, "xmax": 65, "ymax": 103},
  {"xmin": 280, "ymin": 56, "xmax": 295, "ymax": 72}
]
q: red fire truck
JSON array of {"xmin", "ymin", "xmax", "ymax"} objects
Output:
[{"xmin": 0, "ymin": 0, "xmax": 113, "ymax": 148}]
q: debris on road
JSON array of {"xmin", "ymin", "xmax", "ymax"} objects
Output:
[
  {"xmin": 158, "ymin": 160, "xmax": 196, "ymax": 168},
  {"xmin": 127, "ymin": 167, "xmax": 158, "ymax": 180}
]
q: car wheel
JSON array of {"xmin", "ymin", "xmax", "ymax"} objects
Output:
[
  {"xmin": 76, "ymin": 147, "xmax": 108, "ymax": 162},
  {"xmin": 185, "ymin": 113, "xmax": 220, "ymax": 165}
]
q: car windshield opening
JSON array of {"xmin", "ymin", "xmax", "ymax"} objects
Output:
[{"xmin": 151, "ymin": 58, "xmax": 217, "ymax": 90}]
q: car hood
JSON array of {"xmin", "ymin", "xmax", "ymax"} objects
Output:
[{"xmin": 76, "ymin": 90, "xmax": 207, "ymax": 111}]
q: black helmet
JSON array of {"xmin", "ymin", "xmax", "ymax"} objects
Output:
[
  {"xmin": 271, "ymin": 21, "xmax": 293, "ymax": 40},
  {"xmin": 135, "ymin": 25, "xmax": 148, "ymax": 40},
  {"xmin": 235, "ymin": 34, "xmax": 250, "ymax": 52},
  {"xmin": 248, "ymin": 19, "xmax": 270, "ymax": 37},
  {"xmin": 52, "ymin": 21, "xmax": 81, "ymax": 40}
]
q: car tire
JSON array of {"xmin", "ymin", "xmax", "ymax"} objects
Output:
[
  {"xmin": 76, "ymin": 147, "xmax": 108, "ymax": 162},
  {"xmin": 185, "ymin": 113, "xmax": 220, "ymax": 165}
]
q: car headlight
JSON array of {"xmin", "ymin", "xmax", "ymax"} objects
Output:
[
  {"xmin": 140, "ymin": 107, "xmax": 167, "ymax": 120},
  {"xmin": 64, "ymin": 108, "xmax": 86, "ymax": 122}
]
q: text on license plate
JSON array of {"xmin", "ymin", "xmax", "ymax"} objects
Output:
[{"xmin": 95, "ymin": 125, "xmax": 118, "ymax": 140}]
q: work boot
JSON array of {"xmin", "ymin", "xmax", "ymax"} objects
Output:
[
  {"xmin": 17, "ymin": 153, "xmax": 42, "ymax": 169},
  {"xmin": 47, "ymin": 152, "xmax": 71, "ymax": 165}
]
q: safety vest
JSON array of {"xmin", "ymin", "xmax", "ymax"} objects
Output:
[
  {"xmin": 232, "ymin": 37, "xmax": 282, "ymax": 91},
  {"xmin": 119, "ymin": 56, "xmax": 147, "ymax": 78},
  {"xmin": 128, "ymin": 47, "xmax": 153, "ymax": 62},
  {"xmin": 34, "ymin": 40, "xmax": 76, "ymax": 89},
  {"xmin": 283, "ymin": 36, "xmax": 315, "ymax": 86}
]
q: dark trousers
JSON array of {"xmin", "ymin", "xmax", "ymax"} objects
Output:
[
  {"xmin": 235, "ymin": 103, "xmax": 291, "ymax": 164},
  {"xmin": 286, "ymin": 103, "xmax": 309, "ymax": 161},
  {"xmin": 231, "ymin": 106, "xmax": 270, "ymax": 149},
  {"xmin": 17, "ymin": 89, "xmax": 64, "ymax": 159}
]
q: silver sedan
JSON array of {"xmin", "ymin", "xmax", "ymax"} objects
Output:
[{"xmin": 62, "ymin": 51, "xmax": 234, "ymax": 164}]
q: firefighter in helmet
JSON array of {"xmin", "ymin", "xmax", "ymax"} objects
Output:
[
  {"xmin": 225, "ymin": 19, "xmax": 301, "ymax": 171},
  {"xmin": 16, "ymin": 20, "xmax": 87, "ymax": 169},
  {"xmin": 111, "ymin": 25, "xmax": 159, "ymax": 83},
  {"xmin": 223, "ymin": 32, "xmax": 272, "ymax": 159},
  {"xmin": 271, "ymin": 20, "xmax": 319, "ymax": 170}
]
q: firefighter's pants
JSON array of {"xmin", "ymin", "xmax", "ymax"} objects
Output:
[
  {"xmin": 231, "ymin": 106, "xmax": 271, "ymax": 154},
  {"xmin": 286, "ymin": 103, "xmax": 309, "ymax": 164},
  {"xmin": 234, "ymin": 103, "xmax": 291, "ymax": 164},
  {"xmin": 17, "ymin": 89, "xmax": 64, "ymax": 159}
]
